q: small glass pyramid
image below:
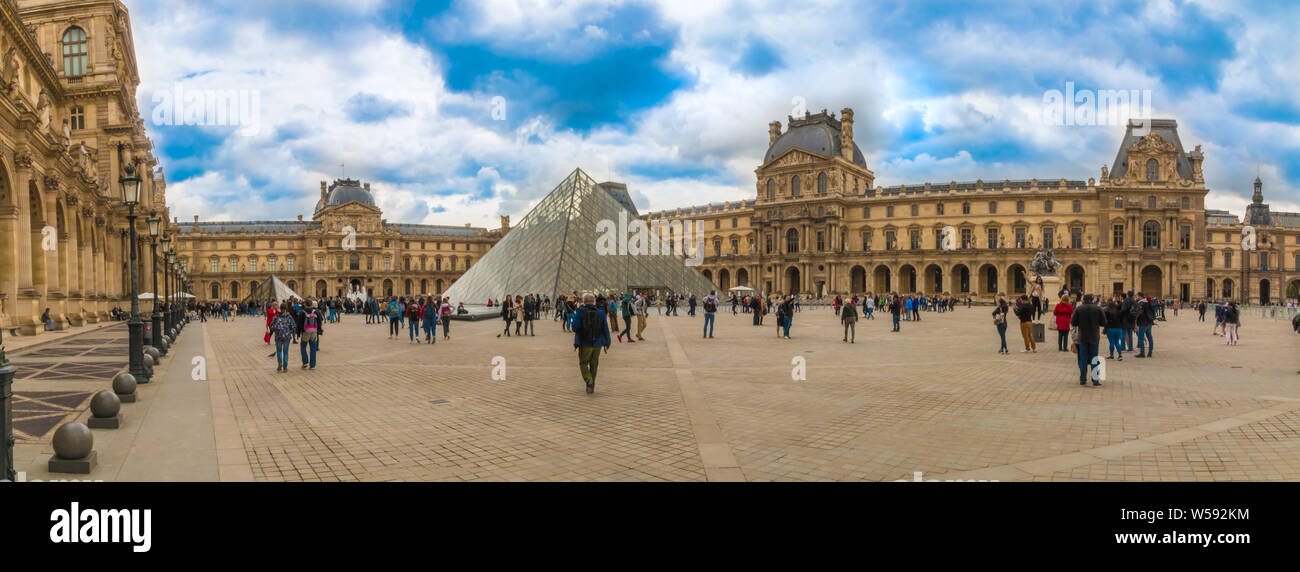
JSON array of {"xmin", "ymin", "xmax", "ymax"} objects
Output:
[{"xmin": 444, "ymin": 168, "xmax": 717, "ymax": 305}]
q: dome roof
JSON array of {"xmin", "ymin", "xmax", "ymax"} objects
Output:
[
  {"xmin": 764, "ymin": 113, "xmax": 867, "ymax": 168},
  {"xmin": 315, "ymin": 179, "xmax": 377, "ymax": 213}
]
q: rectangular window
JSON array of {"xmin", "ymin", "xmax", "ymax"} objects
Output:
[
  {"xmin": 714, "ymin": 220, "xmax": 721, "ymax": 230},
  {"xmin": 988, "ymin": 202, "xmax": 997, "ymax": 214},
  {"xmin": 269, "ymin": 240, "xmax": 275, "ymax": 248},
  {"xmin": 1016, "ymin": 201, "xmax": 1025, "ymax": 214},
  {"xmin": 1015, "ymin": 227, "xmax": 1026, "ymax": 249},
  {"xmin": 1071, "ymin": 227, "xmax": 1082, "ymax": 249},
  {"xmin": 315, "ymin": 257, "xmax": 324, "ymax": 271},
  {"xmin": 1224, "ymin": 250, "xmax": 1232, "ymax": 268},
  {"xmin": 1113, "ymin": 225, "xmax": 1124, "ymax": 248},
  {"xmin": 910, "ymin": 204, "xmax": 919, "ymax": 217},
  {"xmin": 765, "ymin": 234, "xmax": 773, "ymax": 254},
  {"xmin": 732, "ymin": 217, "xmax": 738, "ymax": 228},
  {"xmin": 886, "ymin": 206, "xmax": 894, "ymax": 218},
  {"xmin": 335, "ymin": 256, "xmax": 343, "ymax": 271},
  {"xmin": 730, "ymin": 239, "xmax": 738, "ymax": 254},
  {"xmin": 1043, "ymin": 227, "xmax": 1055, "ymax": 249},
  {"xmin": 1180, "ymin": 226, "xmax": 1191, "ymax": 250},
  {"xmin": 863, "ymin": 207, "xmax": 871, "ymax": 218},
  {"xmin": 210, "ymin": 260, "xmax": 218, "ymax": 273},
  {"xmin": 817, "ymin": 232, "xmax": 826, "ymax": 251},
  {"xmin": 1044, "ymin": 201, "xmax": 1053, "ymax": 214},
  {"xmin": 885, "ymin": 231, "xmax": 897, "ymax": 251},
  {"xmin": 70, "ymin": 106, "xmax": 85, "ymax": 130},
  {"xmin": 1260, "ymin": 252, "xmax": 1270, "ymax": 270},
  {"xmin": 987, "ymin": 228, "xmax": 998, "ymax": 249},
  {"xmin": 287, "ymin": 258, "xmax": 294, "ymax": 271},
  {"xmin": 960, "ymin": 228, "xmax": 972, "ymax": 249},
  {"xmin": 936, "ymin": 203, "xmax": 945, "ymax": 215},
  {"xmin": 910, "ymin": 230, "xmax": 921, "ymax": 250},
  {"xmin": 861, "ymin": 231, "xmax": 872, "ymax": 251},
  {"xmin": 384, "ymin": 257, "xmax": 392, "ymax": 270},
  {"xmin": 1072, "ymin": 200, "xmax": 1082, "ymax": 213}
]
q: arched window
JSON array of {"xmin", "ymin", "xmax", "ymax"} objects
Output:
[
  {"xmin": 766, "ymin": 179, "xmax": 775, "ymax": 199},
  {"xmin": 210, "ymin": 283, "xmax": 220, "ymax": 299},
  {"xmin": 69, "ymin": 105, "xmax": 85, "ymax": 130},
  {"xmin": 786, "ymin": 228, "xmax": 799, "ymax": 253},
  {"xmin": 1143, "ymin": 220, "xmax": 1160, "ymax": 249},
  {"xmin": 62, "ymin": 27, "xmax": 87, "ymax": 78},
  {"xmin": 817, "ymin": 172, "xmax": 827, "ymax": 194},
  {"xmin": 791, "ymin": 175, "xmax": 801, "ymax": 197},
  {"xmin": 349, "ymin": 253, "xmax": 360, "ymax": 270},
  {"xmin": 1145, "ymin": 159, "xmax": 1159, "ymax": 181}
]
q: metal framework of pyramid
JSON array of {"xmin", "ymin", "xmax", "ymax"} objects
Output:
[
  {"xmin": 444, "ymin": 168, "xmax": 717, "ymax": 304},
  {"xmin": 243, "ymin": 274, "xmax": 303, "ymax": 304}
]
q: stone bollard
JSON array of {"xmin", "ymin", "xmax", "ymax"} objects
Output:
[
  {"xmin": 86, "ymin": 391, "xmax": 122, "ymax": 429},
  {"xmin": 142, "ymin": 352, "xmax": 155, "ymax": 380},
  {"xmin": 144, "ymin": 346, "xmax": 161, "ymax": 363},
  {"xmin": 48, "ymin": 422, "xmax": 96, "ymax": 474},
  {"xmin": 113, "ymin": 372, "xmax": 138, "ymax": 403}
]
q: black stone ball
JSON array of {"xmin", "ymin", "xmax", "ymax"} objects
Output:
[
  {"xmin": 52, "ymin": 422, "xmax": 93, "ymax": 460},
  {"xmin": 90, "ymin": 390, "xmax": 121, "ymax": 418}
]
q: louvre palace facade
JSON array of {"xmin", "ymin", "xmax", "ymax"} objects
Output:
[
  {"xmin": 644, "ymin": 108, "xmax": 1300, "ymax": 305},
  {"xmin": 175, "ymin": 178, "xmax": 507, "ymax": 303},
  {"xmin": 0, "ymin": 0, "xmax": 169, "ymax": 336}
]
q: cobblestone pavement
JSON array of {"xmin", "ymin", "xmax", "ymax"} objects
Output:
[{"xmin": 200, "ymin": 306, "xmax": 1300, "ymax": 481}]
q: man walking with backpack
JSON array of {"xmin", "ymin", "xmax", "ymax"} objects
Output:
[
  {"xmin": 702, "ymin": 290, "xmax": 719, "ymax": 338},
  {"xmin": 296, "ymin": 300, "xmax": 325, "ymax": 370},
  {"xmin": 570, "ymin": 292, "xmax": 611, "ymax": 394}
]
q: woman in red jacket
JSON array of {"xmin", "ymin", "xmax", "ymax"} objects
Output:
[{"xmin": 1053, "ymin": 295, "xmax": 1074, "ymax": 352}]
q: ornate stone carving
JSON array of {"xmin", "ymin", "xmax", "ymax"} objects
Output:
[
  {"xmin": 14, "ymin": 151, "xmax": 33, "ymax": 168},
  {"xmin": 44, "ymin": 173, "xmax": 62, "ymax": 190},
  {"xmin": 1128, "ymin": 133, "xmax": 1177, "ymax": 155}
]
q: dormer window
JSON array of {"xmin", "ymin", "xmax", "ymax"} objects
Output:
[{"xmin": 1145, "ymin": 158, "xmax": 1159, "ymax": 181}]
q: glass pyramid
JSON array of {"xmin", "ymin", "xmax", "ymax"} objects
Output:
[{"xmin": 444, "ymin": 168, "xmax": 718, "ymax": 305}]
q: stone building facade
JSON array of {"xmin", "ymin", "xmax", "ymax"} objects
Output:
[
  {"xmin": 641, "ymin": 108, "xmax": 1277, "ymax": 304},
  {"xmin": 177, "ymin": 178, "xmax": 507, "ymax": 302},
  {"xmin": 1203, "ymin": 177, "xmax": 1300, "ymax": 304},
  {"xmin": 0, "ymin": 0, "xmax": 167, "ymax": 336}
]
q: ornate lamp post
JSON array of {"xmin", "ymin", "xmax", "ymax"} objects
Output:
[
  {"xmin": 120, "ymin": 144, "xmax": 149, "ymax": 383},
  {"xmin": 163, "ymin": 245, "xmax": 173, "ymax": 333},
  {"xmin": 161, "ymin": 237, "xmax": 171, "ymax": 332},
  {"xmin": 147, "ymin": 212, "xmax": 165, "ymax": 356}
]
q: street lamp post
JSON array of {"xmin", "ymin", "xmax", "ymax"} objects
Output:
[
  {"xmin": 120, "ymin": 143, "xmax": 149, "ymax": 384},
  {"xmin": 163, "ymin": 245, "xmax": 173, "ymax": 334},
  {"xmin": 147, "ymin": 212, "xmax": 165, "ymax": 356}
]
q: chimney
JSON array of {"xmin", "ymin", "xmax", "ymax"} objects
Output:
[
  {"xmin": 840, "ymin": 107, "xmax": 855, "ymax": 161},
  {"xmin": 768, "ymin": 121, "xmax": 782, "ymax": 145},
  {"xmin": 320, "ymin": 181, "xmax": 327, "ymax": 201},
  {"xmin": 193, "ymin": 215, "xmax": 198, "ymax": 223},
  {"xmin": 297, "ymin": 215, "xmax": 303, "ymax": 221},
  {"xmin": 500, "ymin": 215, "xmax": 510, "ymax": 230},
  {"xmin": 465, "ymin": 223, "xmax": 471, "ymax": 228},
  {"xmin": 364, "ymin": 183, "xmax": 371, "ymax": 192}
]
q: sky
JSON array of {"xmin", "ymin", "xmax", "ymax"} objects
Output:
[{"xmin": 127, "ymin": 0, "xmax": 1300, "ymax": 228}]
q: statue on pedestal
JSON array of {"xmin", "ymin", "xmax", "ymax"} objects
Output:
[{"xmin": 1029, "ymin": 245, "xmax": 1062, "ymax": 277}]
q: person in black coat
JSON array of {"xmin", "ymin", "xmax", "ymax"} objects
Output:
[{"xmin": 1070, "ymin": 294, "xmax": 1108, "ymax": 386}]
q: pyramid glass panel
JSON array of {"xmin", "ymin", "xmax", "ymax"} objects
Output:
[{"xmin": 443, "ymin": 168, "xmax": 717, "ymax": 306}]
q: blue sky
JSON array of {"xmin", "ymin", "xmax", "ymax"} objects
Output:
[{"xmin": 129, "ymin": 0, "xmax": 1300, "ymax": 227}]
